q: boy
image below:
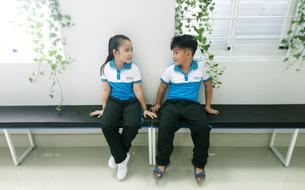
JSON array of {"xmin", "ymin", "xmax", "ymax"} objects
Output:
[{"xmin": 151, "ymin": 34, "xmax": 219, "ymax": 181}]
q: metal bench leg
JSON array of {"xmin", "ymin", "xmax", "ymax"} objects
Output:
[
  {"xmin": 269, "ymin": 129, "xmax": 299, "ymax": 167},
  {"xmin": 152, "ymin": 127, "xmax": 156, "ymax": 166},
  {"xmin": 148, "ymin": 127, "xmax": 152, "ymax": 165},
  {"xmin": 3, "ymin": 129, "xmax": 35, "ymax": 166}
]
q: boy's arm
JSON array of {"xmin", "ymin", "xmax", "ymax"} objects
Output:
[
  {"xmin": 203, "ymin": 80, "xmax": 219, "ymax": 115},
  {"xmin": 151, "ymin": 82, "xmax": 168, "ymax": 112}
]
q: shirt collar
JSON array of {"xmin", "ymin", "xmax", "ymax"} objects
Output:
[
  {"xmin": 174, "ymin": 59, "xmax": 198, "ymax": 73},
  {"xmin": 109, "ymin": 59, "xmax": 132, "ymax": 70}
]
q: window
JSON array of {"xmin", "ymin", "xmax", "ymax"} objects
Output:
[
  {"xmin": 0, "ymin": 0, "xmax": 34, "ymax": 63},
  {"xmin": 0, "ymin": 0, "xmax": 64, "ymax": 64},
  {"xmin": 180, "ymin": 0, "xmax": 298, "ymax": 61}
]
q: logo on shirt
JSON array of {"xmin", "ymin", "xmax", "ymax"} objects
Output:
[
  {"xmin": 126, "ymin": 76, "xmax": 134, "ymax": 80},
  {"xmin": 194, "ymin": 76, "xmax": 202, "ymax": 80}
]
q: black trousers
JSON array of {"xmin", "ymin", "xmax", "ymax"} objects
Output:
[
  {"xmin": 156, "ymin": 100, "xmax": 210, "ymax": 169},
  {"xmin": 101, "ymin": 97, "xmax": 141, "ymax": 163}
]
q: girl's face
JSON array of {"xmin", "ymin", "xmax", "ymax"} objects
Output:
[
  {"xmin": 172, "ymin": 47, "xmax": 192, "ymax": 66},
  {"xmin": 113, "ymin": 40, "xmax": 133, "ymax": 64}
]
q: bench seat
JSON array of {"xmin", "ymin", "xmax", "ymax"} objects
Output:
[
  {"xmin": 0, "ymin": 105, "xmax": 151, "ymax": 166},
  {"xmin": 149, "ymin": 104, "xmax": 305, "ymax": 166}
]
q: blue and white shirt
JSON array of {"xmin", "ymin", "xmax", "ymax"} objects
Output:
[
  {"xmin": 161, "ymin": 60, "xmax": 211, "ymax": 102},
  {"xmin": 101, "ymin": 59, "xmax": 142, "ymax": 100}
]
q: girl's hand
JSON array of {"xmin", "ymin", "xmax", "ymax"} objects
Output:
[
  {"xmin": 150, "ymin": 104, "xmax": 161, "ymax": 113},
  {"xmin": 205, "ymin": 106, "xmax": 219, "ymax": 115},
  {"xmin": 143, "ymin": 110, "xmax": 157, "ymax": 119},
  {"xmin": 89, "ymin": 110, "xmax": 104, "ymax": 118}
]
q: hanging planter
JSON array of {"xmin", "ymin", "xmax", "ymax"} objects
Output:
[
  {"xmin": 17, "ymin": 0, "xmax": 74, "ymax": 111},
  {"xmin": 281, "ymin": 0, "xmax": 305, "ymax": 71},
  {"xmin": 175, "ymin": 0, "xmax": 224, "ymax": 88}
]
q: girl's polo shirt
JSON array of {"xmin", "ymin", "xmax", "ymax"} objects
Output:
[{"xmin": 101, "ymin": 60, "xmax": 142, "ymax": 100}]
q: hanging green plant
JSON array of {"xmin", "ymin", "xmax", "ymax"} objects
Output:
[
  {"xmin": 175, "ymin": 0, "xmax": 224, "ymax": 88},
  {"xmin": 17, "ymin": 0, "xmax": 74, "ymax": 111},
  {"xmin": 281, "ymin": 0, "xmax": 305, "ymax": 71}
]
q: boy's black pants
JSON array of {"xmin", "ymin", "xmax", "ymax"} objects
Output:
[
  {"xmin": 156, "ymin": 100, "xmax": 210, "ymax": 169},
  {"xmin": 101, "ymin": 97, "xmax": 141, "ymax": 164}
]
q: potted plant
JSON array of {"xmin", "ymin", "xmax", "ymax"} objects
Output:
[
  {"xmin": 281, "ymin": 0, "xmax": 305, "ymax": 71},
  {"xmin": 175, "ymin": 0, "xmax": 224, "ymax": 88},
  {"xmin": 18, "ymin": 0, "xmax": 74, "ymax": 111}
]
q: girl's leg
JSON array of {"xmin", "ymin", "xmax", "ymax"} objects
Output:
[
  {"xmin": 101, "ymin": 98, "xmax": 126, "ymax": 164},
  {"xmin": 121, "ymin": 100, "xmax": 142, "ymax": 153}
]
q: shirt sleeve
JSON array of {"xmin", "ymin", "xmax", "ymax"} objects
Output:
[
  {"xmin": 132, "ymin": 64, "xmax": 142, "ymax": 83},
  {"xmin": 101, "ymin": 64, "xmax": 108, "ymax": 82},
  {"xmin": 202, "ymin": 62, "xmax": 211, "ymax": 82},
  {"xmin": 160, "ymin": 66, "xmax": 171, "ymax": 84}
]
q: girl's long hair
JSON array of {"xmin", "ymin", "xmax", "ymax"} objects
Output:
[{"xmin": 100, "ymin": 35, "xmax": 130, "ymax": 75}]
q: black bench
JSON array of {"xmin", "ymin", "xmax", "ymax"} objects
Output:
[
  {"xmin": 0, "ymin": 105, "xmax": 152, "ymax": 166},
  {"xmin": 150, "ymin": 104, "xmax": 305, "ymax": 166},
  {"xmin": 1, "ymin": 105, "xmax": 305, "ymax": 167}
]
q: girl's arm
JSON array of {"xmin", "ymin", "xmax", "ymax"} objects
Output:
[
  {"xmin": 101, "ymin": 81, "xmax": 111, "ymax": 109},
  {"xmin": 133, "ymin": 83, "xmax": 147, "ymax": 111},
  {"xmin": 89, "ymin": 82, "xmax": 111, "ymax": 118},
  {"xmin": 133, "ymin": 83, "xmax": 157, "ymax": 118}
]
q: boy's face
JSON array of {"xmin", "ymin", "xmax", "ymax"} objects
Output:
[{"xmin": 172, "ymin": 47, "xmax": 192, "ymax": 66}]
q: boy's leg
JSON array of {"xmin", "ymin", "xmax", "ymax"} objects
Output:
[
  {"xmin": 156, "ymin": 102, "xmax": 180, "ymax": 166},
  {"xmin": 121, "ymin": 99, "xmax": 142, "ymax": 153},
  {"xmin": 182, "ymin": 103, "xmax": 210, "ymax": 168},
  {"xmin": 190, "ymin": 126, "xmax": 210, "ymax": 168},
  {"xmin": 101, "ymin": 98, "xmax": 126, "ymax": 164}
]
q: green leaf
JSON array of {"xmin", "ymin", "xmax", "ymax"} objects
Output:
[
  {"xmin": 208, "ymin": 54, "xmax": 214, "ymax": 60},
  {"xmin": 49, "ymin": 33, "xmax": 57, "ymax": 38},
  {"xmin": 281, "ymin": 39, "xmax": 288, "ymax": 44},
  {"xmin": 48, "ymin": 50, "xmax": 57, "ymax": 56},
  {"xmin": 64, "ymin": 15, "xmax": 71, "ymax": 20},
  {"xmin": 202, "ymin": 44, "xmax": 210, "ymax": 51}
]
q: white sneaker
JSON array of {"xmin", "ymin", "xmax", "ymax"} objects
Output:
[
  {"xmin": 117, "ymin": 153, "xmax": 130, "ymax": 181},
  {"xmin": 108, "ymin": 155, "xmax": 117, "ymax": 169}
]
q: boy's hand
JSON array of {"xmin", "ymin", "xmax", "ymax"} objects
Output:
[
  {"xmin": 151, "ymin": 104, "xmax": 161, "ymax": 113},
  {"xmin": 205, "ymin": 106, "xmax": 219, "ymax": 115},
  {"xmin": 89, "ymin": 110, "xmax": 104, "ymax": 118},
  {"xmin": 143, "ymin": 110, "xmax": 157, "ymax": 119}
]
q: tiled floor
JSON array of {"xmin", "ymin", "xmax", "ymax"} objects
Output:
[{"xmin": 0, "ymin": 146, "xmax": 304, "ymax": 190}]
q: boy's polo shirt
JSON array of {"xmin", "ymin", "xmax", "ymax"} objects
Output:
[{"xmin": 161, "ymin": 60, "xmax": 211, "ymax": 102}]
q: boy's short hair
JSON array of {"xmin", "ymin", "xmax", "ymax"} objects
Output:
[{"xmin": 170, "ymin": 34, "xmax": 198, "ymax": 56}]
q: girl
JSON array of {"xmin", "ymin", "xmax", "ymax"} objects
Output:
[{"xmin": 90, "ymin": 34, "xmax": 156, "ymax": 181}]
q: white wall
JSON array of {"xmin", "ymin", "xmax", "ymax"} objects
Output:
[
  {"xmin": 201, "ymin": 61, "xmax": 305, "ymax": 104},
  {"xmin": 0, "ymin": 0, "xmax": 305, "ymax": 106},
  {"xmin": 0, "ymin": 0, "xmax": 175, "ymax": 105}
]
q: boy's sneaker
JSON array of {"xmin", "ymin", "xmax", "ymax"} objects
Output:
[
  {"xmin": 108, "ymin": 155, "xmax": 117, "ymax": 169},
  {"xmin": 117, "ymin": 153, "xmax": 130, "ymax": 181}
]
